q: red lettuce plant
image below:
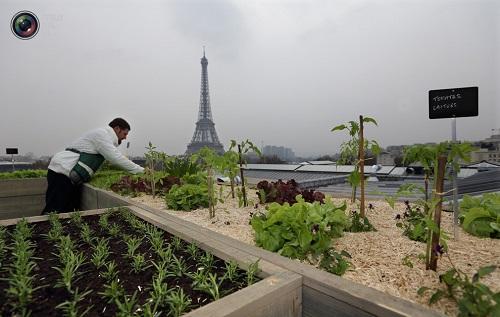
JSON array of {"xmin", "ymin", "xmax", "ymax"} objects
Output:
[
  {"xmin": 110, "ymin": 175, "xmax": 180, "ymax": 196},
  {"xmin": 256, "ymin": 179, "xmax": 325, "ymax": 205}
]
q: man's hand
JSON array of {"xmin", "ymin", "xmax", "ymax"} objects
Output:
[{"xmin": 142, "ymin": 167, "xmax": 152, "ymax": 175}]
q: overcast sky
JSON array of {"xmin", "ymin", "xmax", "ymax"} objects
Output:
[{"xmin": 1, "ymin": 0, "xmax": 498, "ymax": 158}]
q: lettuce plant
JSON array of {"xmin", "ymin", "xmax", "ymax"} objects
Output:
[
  {"xmin": 165, "ymin": 184, "xmax": 209, "ymax": 211},
  {"xmin": 251, "ymin": 196, "xmax": 348, "ymax": 259},
  {"xmin": 459, "ymin": 193, "xmax": 500, "ymax": 238},
  {"xmin": 256, "ymin": 179, "xmax": 325, "ymax": 205}
]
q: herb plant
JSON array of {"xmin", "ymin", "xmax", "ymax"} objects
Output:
[
  {"xmin": 419, "ymin": 263, "xmax": 499, "ymax": 317},
  {"xmin": 331, "ymin": 116, "xmax": 380, "ymax": 216}
]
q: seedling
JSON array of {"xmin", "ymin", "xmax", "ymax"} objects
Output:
[
  {"xmin": 123, "ymin": 236, "xmax": 142, "ymax": 258},
  {"xmin": 99, "ymin": 279, "xmax": 125, "ymax": 303},
  {"xmin": 55, "ymin": 287, "xmax": 93, "ymax": 317},
  {"xmin": 167, "ymin": 287, "xmax": 192, "ymax": 317},
  {"xmin": 130, "ymin": 253, "xmax": 151, "ymax": 274},
  {"xmin": 101, "ymin": 260, "xmax": 119, "ymax": 282},
  {"xmin": 91, "ymin": 238, "xmax": 110, "ymax": 269},
  {"xmin": 246, "ymin": 259, "xmax": 260, "ymax": 286}
]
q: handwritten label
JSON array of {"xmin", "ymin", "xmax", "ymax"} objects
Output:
[{"xmin": 429, "ymin": 87, "xmax": 478, "ymax": 119}]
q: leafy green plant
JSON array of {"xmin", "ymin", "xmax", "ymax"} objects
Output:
[
  {"xmin": 130, "ymin": 253, "xmax": 151, "ymax": 274},
  {"xmin": 251, "ymin": 196, "xmax": 348, "ymax": 259},
  {"xmin": 123, "ymin": 236, "xmax": 142, "ymax": 259},
  {"xmin": 346, "ymin": 210, "xmax": 376, "ymax": 232},
  {"xmin": 246, "ymin": 259, "xmax": 260, "ymax": 286},
  {"xmin": 99, "ymin": 279, "xmax": 125, "ymax": 304},
  {"xmin": 459, "ymin": 193, "xmax": 500, "ymax": 238},
  {"xmin": 80, "ymin": 223, "xmax": 94, "ymax": 244},
  {"xmin": 163, "ymin": 156, "xmax": 201, "ymax": 178},
  {"xmin": 403, "ymin": 141, "xmax": 472, "ymax": 271},
  {"xmin": 4, "ymin": 220, "xmax": 40, "ymax": 317},
  {"xmin": 256, "ymin": 179, "xmax": 325, "ymax": 205},
  {"xmin": 166, "ymin": 287, "xmax": 192, "ymax": 317},
  {"xmin": 114, "ymin": 291, "xmax": 139, "ymax": 317},
  {"xmin": 193, "ymin": 272, "xmax": 221, "ymax": 300},
  {"xmin": 165, "ymin": 183, "xmax": 209, "ymax": 211},
  {"xmin": 331, "ymin": 116, "xmax": 380, "ymax": 216},
  {"xmin": 223, "ymin": 260, "xmax": 239, "ymax": 282},
  {"xmin": 145, "ymin": 142, "xmax": 163, "ymax": 199},
  {"xmin": 395, "ymin": 200, "xmax": 428, "ymax": 242},
  {"xmin": 89, "ymin": 170, "xmax": 127, "ymax": 190},
  {"xmin": 0, "ymin": 169, "xmax": 47, "ymax": 179},
  {"xmin": 318, "ymin": 248, "xmax": 351, "ymax": 276},
  {"xmin": 229, "ymin": 139, "xmax": 262, "ymax": 207},
  {"xmin": 55, "ymin": 288, "xmax": 93, "ymax": 317},
  {"xmin": 192, "ymin": 147, "xmax": 226, "ymax": 218},
  {"xmin": 90, "ymin": 238, "xmax": 110, "ymax": 269},
  {"xmin": 186, "ymin": 242, "xmax": 199, "ymax": 260},
  {"xmin": 53, "ymin": 250, "xmax": 86, "ymax": 293},
  {"xmin": 101, "ymin": 260, "xmax": 119, "ymax": 282},
  {"xmin": 418, "ymin": 264, "xmax": 499, "ymax": 317}
]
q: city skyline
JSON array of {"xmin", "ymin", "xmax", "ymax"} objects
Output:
[{"xmin": 1, "ymin": 0, "xmax": 498, "ymax": 158}]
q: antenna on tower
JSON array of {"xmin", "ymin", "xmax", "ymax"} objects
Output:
[{"xmin": 203, "ymin": 46, "xmax": 206, "ymax": 57}]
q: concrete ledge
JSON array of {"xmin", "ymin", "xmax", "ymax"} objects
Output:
[{"xmin": 0, "ymin": 178, "xmax": 47, "ymax": 220}]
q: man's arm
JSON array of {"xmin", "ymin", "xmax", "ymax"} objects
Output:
[{"xmin": 93, "ymin": 133, "xmax": 144, "ymax": 174}]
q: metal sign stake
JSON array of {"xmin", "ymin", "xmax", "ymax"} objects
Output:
[{"xmin": 451, "ymin": 117, "xmax": 459, "ymax": 240}]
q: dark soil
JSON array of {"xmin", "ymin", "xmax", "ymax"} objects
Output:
[{"xmin": 0, "ymin": 210, "xmax": 255, "ymax": 316}]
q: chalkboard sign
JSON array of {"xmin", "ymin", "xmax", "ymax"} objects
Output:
[
  {"xmin": 429, "ymin": 87, "xmax": 478, "ymax": 119},
  {"xmin": 6, "ymin": 148, "xmax": 18, "ymax": 155}
]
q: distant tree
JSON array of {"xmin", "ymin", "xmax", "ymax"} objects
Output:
[
  {"xmin": 393, "ymin": 155, "xmax": 404, "ymax": 167},
  {"xmin": 314, "ymin": 155, "xmax": 336, "ymax": 161}
]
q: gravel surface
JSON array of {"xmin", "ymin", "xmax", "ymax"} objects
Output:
[{"xmin": 129, "ymin": 186, "xmax": 500, "ymax": 316}]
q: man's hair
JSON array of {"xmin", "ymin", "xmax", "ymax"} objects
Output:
[{"xmin": 109, "ymin": 118, "xmax": 131, "ymax": 130}]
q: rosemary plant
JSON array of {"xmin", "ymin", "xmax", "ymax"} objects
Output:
[
  {"xmin": 166, "ymin": 287, "xmax": 192, "ymax": 317},
  {"xmin": 55, "ymin": 287, "xmax": 93, "ymax": 317}
]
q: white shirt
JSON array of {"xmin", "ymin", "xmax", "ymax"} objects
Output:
[{"xmin": 48, "ymin": 126, "xmax": 144, "ymax": 177}]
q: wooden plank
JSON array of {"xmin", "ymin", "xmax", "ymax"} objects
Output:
[
  {"xmin": 86, "ymin": 186, "xmax": 445, "ymax": 317},
  {"xmin": 0, "ymin": 178, "xmax": 47, "ymax": 197},
  {"xmin": 128, "ymin": 206, "xmax": 284, "ymax": 277},
  {"xmin": 0, "ymin": 195, "xmax": 45, "ymax": 220},
  {"xmin": 303, "ymin": 286, "xmax": 374, "ymax": 317},
  {"xmin": 186, "ymin": 271, "xmax": 301, "ymax": 317},
  {"xmin": 0, "ymin": 207, "xmax": 302, "ymax": 317}
]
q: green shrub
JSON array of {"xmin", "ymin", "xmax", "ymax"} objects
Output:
[
  {"xmin": 181, "ymin": 171, "xmax": 207, "ymax": 185},
  {"xmin": 419, "ymin": 265, "xmax": 499, "ymax": 317},
  {"xmin": 459, "ymin": 193, "xmax": 500, "ymax": 238},
  {"xmin": 251, "ymin": 196, "xmax": 349, "ymax": 260},
  {"xmin": 89, "ymin": 170, "xmax": 127, "ymax": 190},
  {"xmin": 165, "ymin": 184, "xmax": 209, "ymax": 211},
  {"xmin": 0, "ymin": 169, "xmax": 47, "ymax": 179},
  {"xmin": 164, "ymin": 157, "xmax": 201, "ymax": 178}
]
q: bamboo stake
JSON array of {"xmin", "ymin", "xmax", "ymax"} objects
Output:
[
  {"xmin": 429, "ymin": 155, "xmax": 447, "ymax": 271},
  {"xmin": 359, "ymin": 115, "xmax": 365, "ymax": 218},
  {"xmin": 238, "ymin": 145, "xmax": 248, "ymax": 207}
]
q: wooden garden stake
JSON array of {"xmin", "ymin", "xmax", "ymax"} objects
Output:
[
  {"xmin": 429, "ymin": 155, "xmax": 447, "ymax": 271},
  {"xmin": 238, "ymin": 144, "xmax": 248, "ymax": 207},
  {"xmin": 359, "ymin": 115, "xmax": 365, "ymax": 218}
]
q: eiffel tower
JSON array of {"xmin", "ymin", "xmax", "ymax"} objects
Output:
[{"xmin": 186, "ymin": 50, "xmax": 224, "ymax": 155}]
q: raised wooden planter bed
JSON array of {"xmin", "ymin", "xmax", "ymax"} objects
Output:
[
  {"xmin": 81, "ymin": 184, "xmax": 443, "ymax": 317},
  {"xmin": 0, "ymin": 179, "xmax": 445, "ymax": 316},
  {"xmin": 0, "ymin": 206, "xmax": 301, "ymax": 316}
]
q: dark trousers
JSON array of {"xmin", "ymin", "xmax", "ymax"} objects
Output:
[{"xmin": 42, "ymin": 169, "xmax": 82, "ymax": 214}]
